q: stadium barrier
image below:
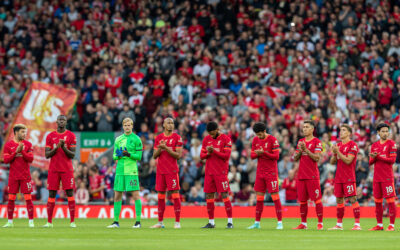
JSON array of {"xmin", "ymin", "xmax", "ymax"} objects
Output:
[{"xmin": 0, "ymin": 205, "xmax": 386, "ymax": 219}]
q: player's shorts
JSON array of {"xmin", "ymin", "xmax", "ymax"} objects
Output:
[
  {"xmin": 334, "ymin": 182, "xmax": 357, "ymax": 198},
  {"xmin": 204, "ymin": 175, "xmax": 230, "ymax": 193},
  {"xmin": 47, "ymin": 171, "xmax": 75, "ymax": 190},
  {"xmin": 373, "ymin": 181, "xmax": 396, "ymax": 199},
  {"xmin": 297, "ymin": 179, "xmax": 322, "ymax": 202},
  {"xmin": 7, "ymin": 179, "xmax": 33, "ymax": 194},
  {"xmin": 156, "ymin": 173, "xmax": 180, "ymax": 192},
  {"xmin": 254, "ymin": 175, "xmax": 279, "ymax": 193},
  {"xmin": 114, "ymin": 175, "xmax": 140, "ymax": 192}
]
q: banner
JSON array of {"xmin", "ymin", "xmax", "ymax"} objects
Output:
[
  {"xmin": 80, "ymin": 132, "xmax": 114, "ymax": 162},
  {"xmin": 1, "ymin": 82, "xmax": 77, "ymax": 169},
  {"xmin": 0, "ymin": 205, "xmax": 383, "ymax": 219}
]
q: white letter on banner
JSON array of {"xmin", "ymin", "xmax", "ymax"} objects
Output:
[
  {"xmin": 150, "ymin": 208, "xmax": 158, "ymax": 219},
  {"xmin": 44, "ymin": 97, "xmax": 63, "ymax": 123},
  {"xmin": 36, "ymin": 207, "xmax": 47, "ymax": 218},
  {"xmin": 23, "ymin": 89, "xmax": 41, "ymax": 120},
  {"xmin": 0, "ymin": 207, "xmax": 6, "ymax": 218},
  {"xmin": 121, "ymin": 208, "xmax": 134, "ymax": 218},
  {"xmin": 98, "ymin": 208, "xmax": 108, "ymax": 218},
  {"xmin": 142, "ymin": 207, "xmax": 147, "ymax": 219},
  {"xmin": 18, "ymin": 208, "xmax": 28, "ymax": 218},
  {"xmin": 54, "ymin": 208, "xmax": 65, "ymax": 218},
  {"xmin": 78, "ymin": 207, "xmax": 90, "ymax": 218}
]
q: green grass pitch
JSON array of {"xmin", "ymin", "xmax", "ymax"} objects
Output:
[{"xmin": 0, "ymin": 218, "xmax": 399, "ymax": 250}]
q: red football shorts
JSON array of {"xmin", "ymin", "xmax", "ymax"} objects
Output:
[
  {"xmin": 47, "ymin": 171, "xmax": 75, "ymax": 190},
  {"xmin": 297, "ymin": 179, "xmax": 321, "ymax": 202},
  {"xmin": 373, "ymin": 181, "xmax": 396, "ymax": 199},
  {"xmin": 334, "ymin": 182, "xmax": 356, "ymax": 198},
  {"xmin": 8, "ymin": 179, "xmax": 33, "ymax": 194},
  {"xmin": 156, "ymin": 173, "xmax": 180, "ymax": 192},
  {"xmin": 204, "ymin": 175, "xmax": 230, "ymax": 193},
  {"xmin": 254, "ymin": 175, "xmax": 279, "ymax": 193}
]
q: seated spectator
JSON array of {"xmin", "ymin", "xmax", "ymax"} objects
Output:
[
  {"xmin": 89, "ymin": 167, "xmax": 105, "ymax": 202},
  {"xmin": 281, "ymin": 169, "xmax": 297, "ymax": 204},
  {"xmin": 76, "ymin": 182, "xmax": 90, "ymax": 205},
  {"xmin": 322, "ymin": 186, "xmax": 336, "ymax": 206},
  {"xmin": 235, "ymin": 184, "xmax": 252, "ymax": 205}
]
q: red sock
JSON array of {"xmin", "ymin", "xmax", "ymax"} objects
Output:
[
  {"xmin": 158, "ymin": 193, "xmax": 166, "ymax": 222},
  {"xmin": 375, "ymin": 202, "xmax": 383, "ymax": 224},
  {"xmin": 206, "ymin": 199, "xmax": 215, "ymax": 220},
  {"xmin": 24, "ymin": 194, "xmax": 34, "ymax": 220},
  {"xmin": 272, "ymin": 194, "xmax": 282, "ymax": 221},
  {"xmin": 7, "ymin": 194, "xmax": 16, "ymax": 220},
  {"xmin": 172, "ymin": 193, "xmax": 181, "ymax": 223},
  {"xmin": 47, "ymin": 198, "xmax": 56, "ymax": 223},
  {"xmin": 223, "ymin": 197, "xmax": 233, "ymax": 218},
  {"xmin": 255, "ymin": 195, "xmax": 264, "ymax": 222},
  {"xmin": 316, "ymin": 200, "xmax": 323, "ymax": 223},
  {"xmin": 68, "ymin": 197, "xmax": 75, "ymax": 223},
  {"xmin": 352, "ymin": 202, "xmax": 360, "ymax": 224},
  {"xmin": 388, "ymin": 200, "xmax": 396, "ymax": 225},
  {"xmin": 337, "ymin": 203, "xmax": 345, "ymax": 224},
  {"xmin": 300, "ymin": 202, "xmax": 308, "ymax": 223}
]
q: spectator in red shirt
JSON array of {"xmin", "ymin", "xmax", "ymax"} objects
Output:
[
  {"xmin": 150, "ymin": 73, "xmax": 165, "ymax": 98},
  {"xmin": 378, "ymin": 80, "xmax": 392, "ymax": 109},
  {"xmin": 89, "ymin": 167, "xmax": 105, "ymax": 201},
  {"xmin": 105, "ymin": 68, "xmax": 122, "ymax": 98}
]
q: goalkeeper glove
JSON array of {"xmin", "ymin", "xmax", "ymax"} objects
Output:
[
  {"xmin": 122, "ymin": 147, "xmax": 130, "ymax": 157},
  {"xmin": 116, "ymin": 147, "xmax": 123, "ymax": 157}
]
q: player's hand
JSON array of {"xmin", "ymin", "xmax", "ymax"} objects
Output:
[
  {"xmin": 299, "ymin": 141, "xmax": 306, "ymax": 151},
  {"xmin": 122, "ymin": 147, "xmax": 130, "ymax": 157},
  {"xmin": 15, "ymin": 153, "xmax": 23, "ymax": 157},
  {"xmin": 16, "ymin": 143, "xmax": 24, "ymax": 153},
  {"xmin": 207, "ymin": 146, "xmax": 214, "ymax": 154},
  {"xmin": 332, "ymin": 145, "xmax": 338, "ymax": 154},
  {"xmin": 369, "ymin": 152, "xmax": 378, "ymax": 158},
  {"xmin": 255, "ymin": 148, "xmax": 264, "ymax": 156},
  {"xmin": 58, "ymin": 139, "xmax": 65, "ymax": 148},
  {"xmin": 158, "ymin": 140, "xmax": 167, "ymax": 150}
]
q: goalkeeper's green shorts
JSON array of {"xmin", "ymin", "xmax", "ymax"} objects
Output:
[{"xmin": 114, "ymin": 175, "xmax": 140, "ymax": 192}]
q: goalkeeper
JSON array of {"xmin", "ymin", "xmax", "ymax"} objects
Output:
[{"xmin": 107, "ymin": 118, "xmax": 143, "ymax": 228}]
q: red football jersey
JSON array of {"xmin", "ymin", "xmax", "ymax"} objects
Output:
[
  {"xmin": 251, "ymin": 135, "xmax": 280, "ymax": 178},
  {"xmin": 370, "ymin": 140, "xmax": 397, "ymax": 182},
  {"xmin": 296, "ymin": 137, "xmax": 322, "ymax": 180},
  {"xmin": 45, "ymin": 130, "xmax": 76, "ymax": 172},
  {"xmin": 154, "ymin": 132, "xmax": 183, "ymax": 174},
  {"xmin": 335, "ymin": 140, "xmax": 359, "ymax": 183},
  {"xmin": 3, "ymin": 140, "xmax": 33, "ymax": 180},
  {"xmin": 200, "ymin": 133, "xmax": 232, "ymax": 176}
]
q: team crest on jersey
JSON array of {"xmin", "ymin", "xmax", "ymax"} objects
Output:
[
  {"xmin": 265, "ymin": 143, "xmax": 268, "ymax": 148},
  {"xmin": 170, "ymin": 139, "xmax": 173, "ymax": 144},
  {"xmin": 217, "ymin": 141, "xmax": 221, "ymax": 146}
]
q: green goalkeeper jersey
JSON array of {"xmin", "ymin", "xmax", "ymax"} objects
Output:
[{"xmin": 113, "ymin": 133, "xmax": 143, "ymax": 175}]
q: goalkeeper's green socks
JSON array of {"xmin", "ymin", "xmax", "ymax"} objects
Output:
[
  {"xmin": 135, "ymin": 199, "xmax": 142, "ymax": 222},
  {"xmin": 114, "ymin": 201, "xmax": 122, "ymax": 222}
]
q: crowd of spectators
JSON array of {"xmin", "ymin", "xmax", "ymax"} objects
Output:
[{"xmin": 2, "ymin": 0, "xmax": 400, "ymax": 206}]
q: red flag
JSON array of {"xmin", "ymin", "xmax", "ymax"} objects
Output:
[
  {"xmin": 1, "ymin": 82, "xmax": 77, "ymax": 169},
  {"xmin": 266, "ymin": 86, "xmax": 288, "ymax": 99}
]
